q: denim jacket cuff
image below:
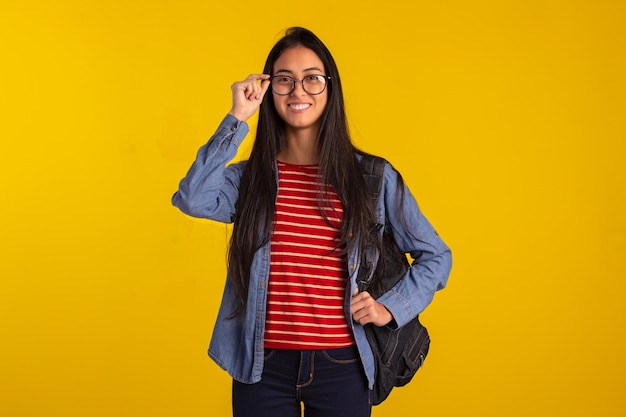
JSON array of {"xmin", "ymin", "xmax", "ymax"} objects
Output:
[{"xmin": 218, "ymin": 114, "xmax": 249, "ymax": 146}]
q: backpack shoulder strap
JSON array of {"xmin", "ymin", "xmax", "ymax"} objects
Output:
[
  {"xmin": 357, "ymin": 155, "xmax": 387, "ymax": 290},
  {"xmin": 360, "ymin": 154, "xmax": 386, "ymax": 208}
]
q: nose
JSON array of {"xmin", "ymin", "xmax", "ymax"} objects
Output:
[{"xmin": 290, "ymin": 80, "xmax": 306, "ymax": 96}]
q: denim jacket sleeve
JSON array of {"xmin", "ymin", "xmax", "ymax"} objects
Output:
[
  {"xmin": 375, "ymin": 162, "xmax": 453, "ymax": 328},
  {"xmin": 171, "ymin": 114, "xmax": 248, "ymax": 223}
]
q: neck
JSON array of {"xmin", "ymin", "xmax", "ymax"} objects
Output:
[{"xmin": 276, "ymin": 127, "xmax": 320, "ymax": 165}]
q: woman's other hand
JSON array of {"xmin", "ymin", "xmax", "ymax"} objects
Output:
[{"xmin": 351, "ymin": 290, "xmax": 394, "ymax": 327}]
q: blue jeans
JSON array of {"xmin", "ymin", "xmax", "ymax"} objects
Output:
[{"xmin": 232, "ymin": 346, "xmax": 372, "ymax": 417}]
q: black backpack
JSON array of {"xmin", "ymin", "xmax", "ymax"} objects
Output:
[{"xmin": 357, "ymin": 155, "xmax": 431, "ymax": 405}]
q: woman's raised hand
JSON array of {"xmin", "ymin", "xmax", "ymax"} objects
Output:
[{"xmin": 228, "ymin": 74, "xmax": 271, "ymax": 122}]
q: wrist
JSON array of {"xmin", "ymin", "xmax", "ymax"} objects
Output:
[{"xmin": 228, "ymin": 110, "xmax": 247, "ymax": 122}]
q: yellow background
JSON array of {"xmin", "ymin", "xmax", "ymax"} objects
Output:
[{"xmin": 1, "ymin": 0, "xmax": 625, "ymax": 416}]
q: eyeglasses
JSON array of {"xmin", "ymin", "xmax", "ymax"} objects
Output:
[{"xmin": 270, "ymin": 74, "xmax": 331, "ymax": 96}]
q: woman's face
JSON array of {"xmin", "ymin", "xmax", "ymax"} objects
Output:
[{"xmin": 272, "ymin": 45, "xmax": 328, "ymax": 135}]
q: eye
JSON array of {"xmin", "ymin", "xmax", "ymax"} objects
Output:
[
  {"xmin": 274, "ymin": 76, "xmax": 294, "ymax": 84},
  {"xmin": 305, "ymin": 75, "xmax": 325, "ymax": 83}
]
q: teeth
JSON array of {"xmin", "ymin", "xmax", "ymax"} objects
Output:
[{"xmin": 289, "ymin": 104, "xmax": 310, "ymax": 110}]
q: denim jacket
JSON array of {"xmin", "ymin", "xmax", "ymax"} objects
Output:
[{"xmin": 172, "ymin": 114, "xmax": 452, "ymax": 389}]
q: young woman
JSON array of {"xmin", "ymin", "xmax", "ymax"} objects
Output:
[{"xmin": 172, "ymin": 27, "xmax": 452, "ymax": 417}]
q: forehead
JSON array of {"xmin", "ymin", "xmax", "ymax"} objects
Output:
[{"xmin": 273, "ymin": 45, "xmax": 325, "ymax": 73}]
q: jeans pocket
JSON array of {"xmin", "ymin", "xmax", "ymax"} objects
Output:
[
  {"xmin": 263, "ymin": 348, "xmax": 276, "ymax": 362},
  {"xmin": 321, "ymin": 346, "xmax": 361, "ymax": 364}
]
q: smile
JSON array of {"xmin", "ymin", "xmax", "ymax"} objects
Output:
[{"xmin": 288, "ymin": 103, "xmax": 311, "ymax": 110}]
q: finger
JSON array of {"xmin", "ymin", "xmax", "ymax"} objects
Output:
[
  {"xmin": 245, "ymin": 86, "xmax": 256, "ymax": 100},
  {"xmin": 355, "ymin": 312, "xmax": 369, "ymax": 326},
  {"xmin": 246, "ymin": 73, "xmax": 270, "ymax": 81},
  {"xmin": 252, "ymin": 77, "xmax": 270, "ymax": 100},
  {"xmin": 233, "ymin": 75, "xmax": 264, "ymax": 93},
  {"xmin": 350, "ymin": 299, "xmax": 364, "ymax": 319},
  {"xmin": 258, "ymin": 79, "xmax": 270, "ymax": 99},
  {"xmin": 351, "ymin": 293, "xmax": 370, "ymax": 312},
  {"xmin": 350, "ymin": 294, "xmax": 363, "ymax": 309},
  {"xmin": 232, "ymin": 84, "xmax": 253, "ymax": 102},
  {"xmin": 248, "ymin": 80, "xmax": 263, "ymax": 100},
  {"xmin": 236, "ymin": 74, "xmax": 268, "ymax": 100},
  {"xmin": 352, "ymin": 311, "xmax": 363, "ymax": 324},
  {"xmin": 353, "ymin": 291, "xmax": 370, "ymax": 304},
  {"xmin": 244, "ymin": 74, "xmax": 267, "ymax": 87},
  {"xmin": 253, "ymin": 82, "xmax": 263, "ymax": 99}
]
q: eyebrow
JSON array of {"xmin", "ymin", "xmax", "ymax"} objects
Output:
[{"xmin": 274, "ymin": 66, "xmax": 324, "ymax": 74}]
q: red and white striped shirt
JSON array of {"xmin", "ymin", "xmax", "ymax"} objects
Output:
[{"xmin": 264, "ymin": 161, "xmax": 355, "ymax": 350}]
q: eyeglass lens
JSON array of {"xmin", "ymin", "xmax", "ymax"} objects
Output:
[{"xmin": 271, "ymin": 75, "xmax": 327, "ymax": 95}]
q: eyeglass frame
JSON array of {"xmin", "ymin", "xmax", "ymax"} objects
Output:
[{"xmin": 269, "ymin": 74, "xmax": 331, "ymax": 96}]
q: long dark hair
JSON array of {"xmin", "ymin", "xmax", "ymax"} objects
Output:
[{"xmin": 228, "ymin": 27, "xmax": 377, "ymax": 314}]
